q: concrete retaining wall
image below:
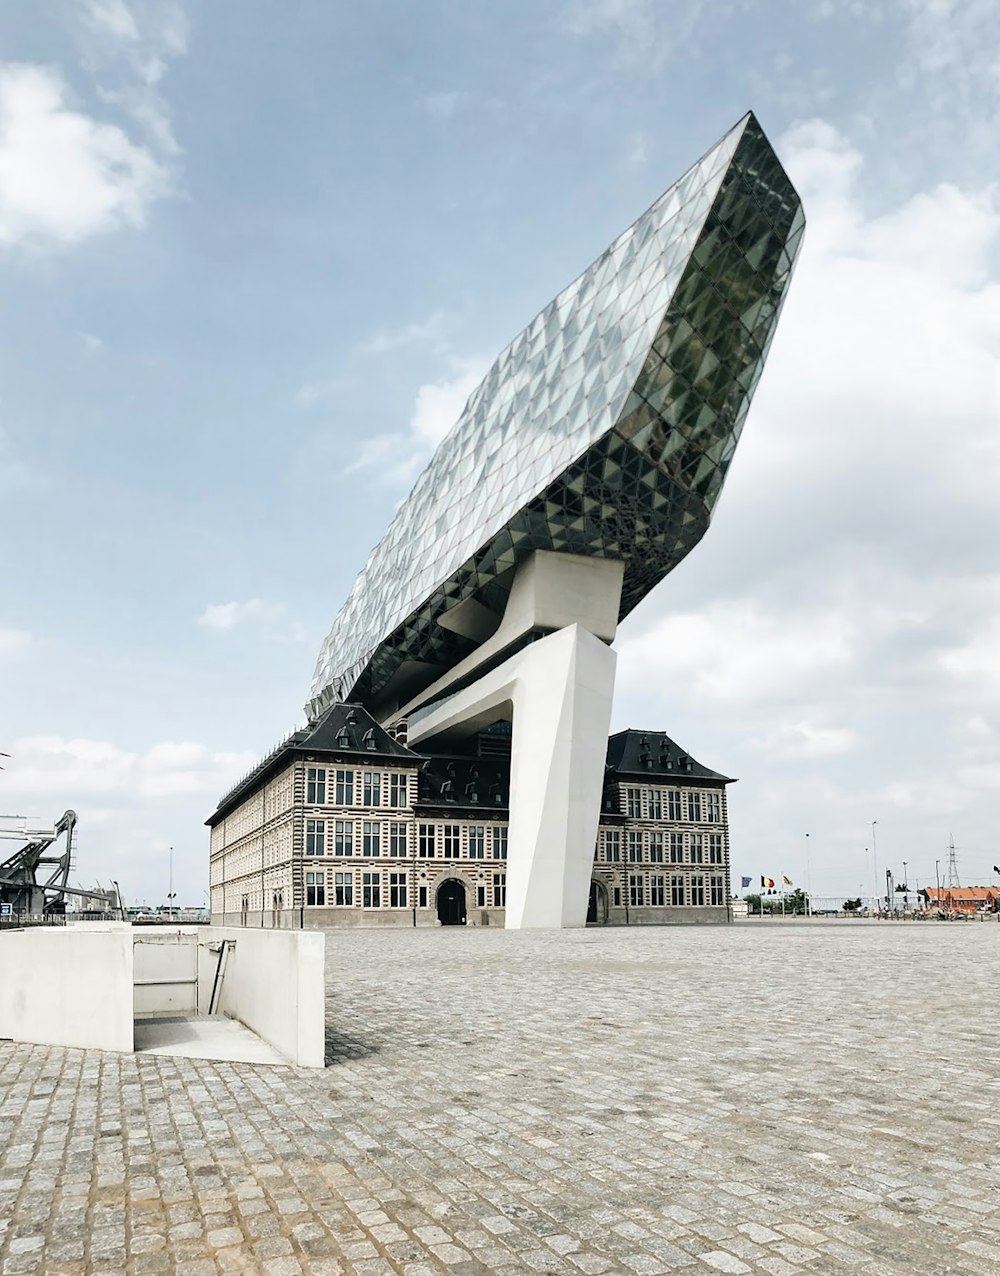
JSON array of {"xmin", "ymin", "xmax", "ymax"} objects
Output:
[{"xmin": 0, "ymin": 925, "xmax": 134, "ymax": 1052}]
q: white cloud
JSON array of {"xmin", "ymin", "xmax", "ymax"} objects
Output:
[
  {"xmin": 347, "ymin": 356, "xmax": 490, "ymax": 486},
  {"xmin": 355, "ymin": 311, "xmax": 450, "ymax": 357},
  {"xmin": 0, "ymin": 61, "xmax": 168, "ymax": 248},
  {"xmin": 422, "ymin": 91, "xmax": 469, "ymax": 120},
  {"xmin": 0, "ymin": 625, "xmax": 34, "ymax": 658},
  {"xmin": 752, "ymin": 722, "xmax": 861, "ymax": 759},
  {"xmin": 3, "ymin": 734, "xmax": 255, "ymax": 799},
  {"xmin": 197, "ymin": 599, "xmax": 284, "ymax": 632}
]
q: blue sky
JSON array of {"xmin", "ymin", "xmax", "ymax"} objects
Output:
[{"xmin": 1, "ymin": 0, "xmax": 997, "ymax": 907}]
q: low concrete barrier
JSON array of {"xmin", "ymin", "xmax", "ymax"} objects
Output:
[
  {"xmin": 0, "ymin": 925, "xmax": 134, "ymax": 1052},
  {"xmin": 197, "ymin": 927, "xmax": 325, "ymax": 1068}
]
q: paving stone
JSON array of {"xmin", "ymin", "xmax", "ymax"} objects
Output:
[{"xmin": 1, "ymin": 925, "xmax": 999, "ymax": 1275}]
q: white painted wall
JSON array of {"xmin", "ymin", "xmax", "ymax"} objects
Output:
[
  {"xmin": 197, "ymin": 927, "xmax": 326, "ymax": 1068},
  {"xmin": 133, "ymin": 933, "xmax": 198, "ymax": 1016},
  {"xmin": 0, "ymin": 926, "xmax": 134, "ymax": 1052}
]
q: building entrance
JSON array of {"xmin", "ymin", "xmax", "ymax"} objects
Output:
[
  {"xmin": 437, "ymin": 880, "xmax": 467, "ymax": 926},
  {"xmin": 587, "ymin": 881, "xmax": 607, "ymax": 925}
]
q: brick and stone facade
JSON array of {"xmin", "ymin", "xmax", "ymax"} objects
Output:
[{"xmin": 208, "ymin": 707, "xmax": 733, "ymax": 928}]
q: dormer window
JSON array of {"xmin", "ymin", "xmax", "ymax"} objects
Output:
[
  {"xmin": 337, "ymin": 730, "xmax": 351, "ymax": 749},
  {"xmin": 362, "ymin": 728, "xmax": 376, "ymax": 751}
]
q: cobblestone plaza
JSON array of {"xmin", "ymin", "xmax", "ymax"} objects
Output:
[{"xmin": 2, "ymin": 923, "xmax": 998, "ymax": 1276}]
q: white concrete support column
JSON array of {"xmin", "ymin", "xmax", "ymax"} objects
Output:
[{"xmin": 407, "ymin": 623, "xmax": 617, "ymax": 928}]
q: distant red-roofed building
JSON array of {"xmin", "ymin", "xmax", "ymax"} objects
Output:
[{"xmin": 921, "ymin": 886, "xmax": 999, "ymax": 914}]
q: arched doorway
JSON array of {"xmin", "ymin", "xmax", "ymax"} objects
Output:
[
  {"xmin": 587, "ymin": 880, "xmax": 608, "ymax": 925},
  {"xmin": 437, "ymin": 879, "xmax": 467, "ymax": 926}
]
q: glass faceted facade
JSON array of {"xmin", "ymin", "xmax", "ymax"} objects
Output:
[{"xmin": 309, "ymin": 112, "xmax": 804, "ymax": 718}]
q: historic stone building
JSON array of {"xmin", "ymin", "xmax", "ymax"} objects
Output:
[{"xmin": 208, "ymin": 703, "xmax": 733, "ymax": 928}]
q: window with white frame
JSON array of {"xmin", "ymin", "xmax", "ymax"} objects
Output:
[
  {"xmin": 334, "ymin": 769, "xmax": 353, "ymax": 805},
  {"xmin": 388, "ymin": 773, "xmax": 409, "ymax": 807},
  {"xmin": 689, "ymin": 833, "xmax": 703, "ymax": 864},
  {"xmin": 442, "ymin": 824, "xmax": 460, "ymax": 859},
  {"xmin": 334, "ymin": 871, "xmax": 353, "ymax": 906},
  {"xmin": 493, "ymin": 873, "xmax": 506, "ymax": 906},
  {"xmin": 627, "ymin": 831, "xmax": 643, "ymax": 862},
  {"xmin": 305, "ymin": 818, "xmax": 325, "ymax": 856},
  {"xmin": 668, "ymin": 832, "xmax": 683, "ymax": 864},
  {"xmin": 362, "ymin": 821, "xmax": 381, "ymax": 856},
  {"xmin": 629, "ymin": 874, "xmax": 643, "ymax": 907},
  {"xmin": 307, "ymin": 767, "xmax": 326, "ymax": 804},
  {"xmin": 305, "ymin": 871, "xmax": 325, "ymax": 906},
  {"xmin": 648, "ymin": 789, "xmax": 663, "ymax": 820},
  {"xmin": 362, "ymin": 771, "xmax": 381, "ymax": 806},
  {"xmin": 705, "ymin": 791, "xmax": 721, "ymax": 823},
  {"xmin": 650, "ymin": 874, "xmax": 665, "ymax": 906},
  {"xmin": 670, "ymin": 874, "xmax": 685, "ymax": 906},
  {"xmin": 708, "ymin": 833, "xmax": 724, "ymax": 864},
  {"xmin": 334, "ymin": 819, "xmax": 353, "ymax": 855},
  {"xmin": 666, "ymin": 790, "xmax": 681, "ymax": 820},
  {"xmin": 389, "ymin": 872, "xmax": 407, "ymax": 907},
  {"xmin": 468, "ymin": 826, "xmax": 485, "ymax": 859},
  {"xmin": 492, "ymin": 826, "xmax": 507, "ymax": 859},
  {"xmin": 388, "ymin": 822, "xmax": 407, "ymax": 856},
  {"xmin": 690, "ymin": 875, "xmax": 705, "ymax": 906},
  {"xmin": 605, "ymin": 829, "xmax": 621, "ymax": 862},
  {"xmin": 418, "ymin": 823, "xmax": 435, "ymax": 857},
  {"xmin": 625, "ymin": 786, "xmax": 641, "ymax": 817},
  {"xmin": 649, "ymin": 832, "xmax": 664, "ymax": 863},
  {"xmin": 362, "ymin": 871, "xmax": 380, "ymax": 907},
  {"xmin": 687, "ymin": 791, "xmax": 702, "ymax": 822},
  {"xmin": 709, "ymin": 875, "xmax": 725, "ymax": 906}
]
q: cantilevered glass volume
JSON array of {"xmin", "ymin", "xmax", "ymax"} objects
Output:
[{"xmin": 309, "ymin": 112, "xmax": 804, "ymax": 725}]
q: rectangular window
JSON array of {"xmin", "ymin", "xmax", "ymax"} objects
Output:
[
  {"xmin": 468, "ymin": 826, "xmax": 485, "ymax": 859},
  {"xmin": 687, "ymin": 792, "xmax": 702, "ymax": 822},
  {"xmin": 493, "ymin": 873, "xmax": 506, "ymax": 907},
  {"xmin": 305, "ymin": 870, "xmax": 325, "ymax": 907},
  {"xmin": 627, "ymin": 831, "xmax": 643, "ymax": 862},
  {"xmin": 389, "ymin": 872, "xmax": 407, "ymax": 908},
  {"xmin": 670, "ymin": 874, "xmax": 685, "ymax": 906},
  {"xmin": 418, "ymin": 884, "xmax": 428, "ymax": 908},
  {"xmin": 334, "ymin": 769, "xmax": 353, "ymax": 805},
  {"xmin": 705, "ymin": 792, "xmax": 721, "ymax": 823},
  {"xmin": 306, "ymin": 767, "xmax": 326, "ymax": 804},
  {"xmin": 708, "ymin": 833, "xmax": 724, "ymax": 865},
  {"xmin": 666, "ymin": 790, "xmax": 681, "ymax": 820},
  {"xmin": 625, "ymin": 787, "xmax": 641, "ymax": 818},
  {"xmin": 442, "ymin": 825, "xmax": 460, "ymax": 859},
  {"xmin": 605, "ymin": 830, "xmax": 621, "ymax": 862},
  {"xmin": 668, "ymin": 833, "xmax": 683, "ymax": 864},
  {"xmin": 362, "ymin": 771, "xmax": 381, "ymax": 807},
  {"xmin": 334, "ymin": 819, "xmax": 353, "ymax": 856},
  {"xmin": 492, "ymin": 826, "xmax": 507, "ymax": 860},
  {"xmin": 648, "ymin": 789, "xmax": 663, "ymax": 821},
  {"xmin": 362, "ymin": 872, "xmax": 380, "ymax": 908},
  {"xmin": 629, "ymin": 874, "xmax": 643, "ymax": 907},
  {"xmin": 388, "ymin": 822, "xmax": 407, "ymax": 857},
  {"xmin": 690, "ymin": 875, "xmax": 705, "ymax": 906},
  {"xmin": 710, "ymin": 875, "xmax": 725, "ymax": 906},
  {"xmin": 334, "ymin": 871, "xmax": 353, "ymax": 906},
  {"xmin": 649, "ymin": 832, "xmax": 664, "ymax": 863},
  {"xmin": 476, "ymin": 884, "xmax": 486, "ymax": 907},
  {"xmin": 650, "ymin": 874, "xmax": 665, "ymax": 906},
  {"xmin": 363, "ymin": 821, "xmax": 381, "ymax": 856},
  {"xmin": 613, "ymin": 886, "xmax": 622, "ymax": 906},
  {"xmin": 418, "ymin": 823, "xmax": 435, "ymax": 858},
  {"xmin": 305, "ymin": 818, "xmax": 325, "ymax": 857},
  {"xmin": 388, "ymin": 773, "xmax": 409, "ymax": 808},
  {"xmin": 689, "ymin": 833, "xmax": 703, "ymax": 864}
]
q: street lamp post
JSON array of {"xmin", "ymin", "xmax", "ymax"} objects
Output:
[
  {"xmin": 871, "ymin": 821, "xmax": 879, "ymax": 917},
  {"xmin": 902, "ymin": 860, "xmax": 908, "ymax": 913},
  {"xmin": 805, "ymin": 832, "xmax": 811, "ymax": 917},
  {"xmin": 935, "ymin": 858, "xmax": 941, "ymax": 913}
]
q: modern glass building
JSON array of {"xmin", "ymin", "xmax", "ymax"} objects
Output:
[{"xmin": 309, "ymin": 112, "xmax": 804, "ymax": 726}]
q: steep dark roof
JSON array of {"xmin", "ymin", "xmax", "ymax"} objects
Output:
[
  {"xmin": 417, "ymin": 756, "xmax": 510, "ymax": 813},
  {"xmin": 207, "ymin": 703, "xmax": 422, "ymax": 826},
  {"xmin": 605, "ymin": 730, "xmax": 734, "ymax": 784}
]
